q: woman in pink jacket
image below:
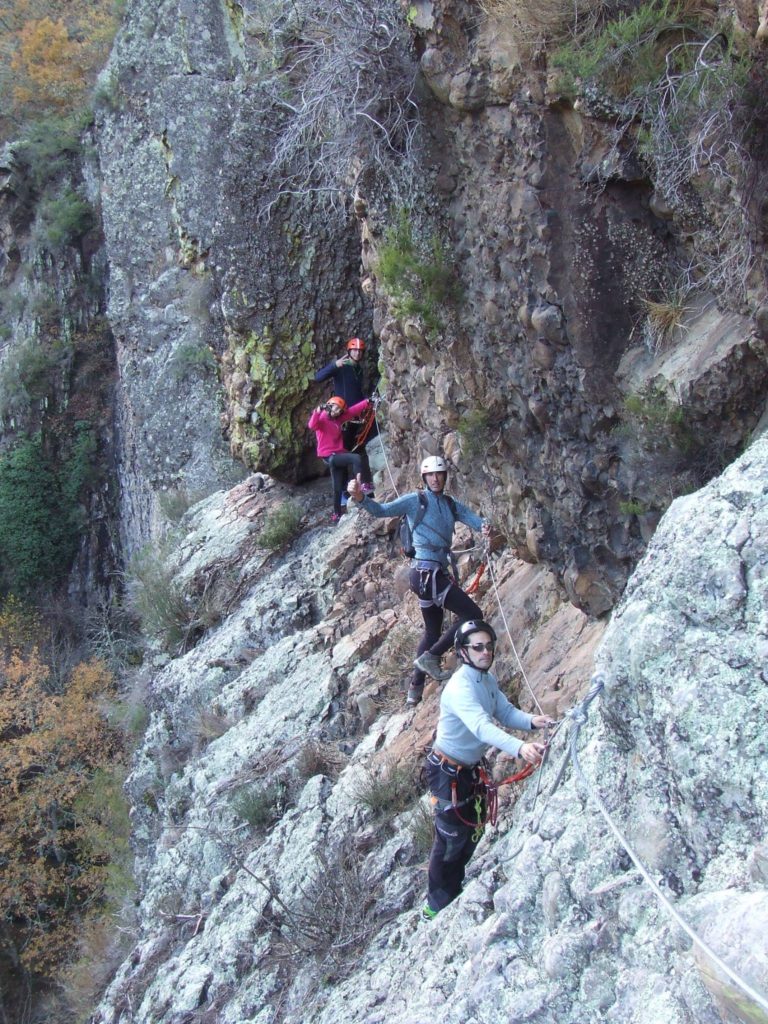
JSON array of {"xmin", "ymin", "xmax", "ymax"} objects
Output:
[{"xmin": 308, "ymin": 396, "xmax": 370, "ymax": 522}]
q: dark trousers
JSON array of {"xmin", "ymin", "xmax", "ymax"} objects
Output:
[
  {"xmin": 342, "ymin": 420, "xmax": 375, "ymax": 485},
  {"xmin": 324, "ymin": 452, "xmax": 362, "ymax": 514},
  {"xmin": 425, "ymin": 754, "xmax": 486, "ymax": 912},
  {"xmin": 408, "ymin": 567, "xmax": 483, "ymax": 686}
]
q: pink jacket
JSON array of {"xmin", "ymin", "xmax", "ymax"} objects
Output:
[{"xmin": 308, "ymin": 399, "xmax": 370, "ymax": 457}]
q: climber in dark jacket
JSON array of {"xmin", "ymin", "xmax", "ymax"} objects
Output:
[{"xmin": 315, "ymin": 337, "xmax": 375, "ymax": 490}]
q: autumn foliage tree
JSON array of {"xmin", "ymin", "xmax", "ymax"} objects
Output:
[
  {"xmin": 0, "ymin": 648, "xmax": 125, "ymax": 983},
  {"xmin": 0, "ymin": 0, "xmax": 123, "ymax": 135}
]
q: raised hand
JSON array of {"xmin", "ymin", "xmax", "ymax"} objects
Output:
[{"xmin": 347, "ymin": 473, "xmax": 364, "ymax": 502}]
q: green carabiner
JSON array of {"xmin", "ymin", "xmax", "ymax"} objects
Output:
[{"xmin": 471, "ymin": 796, "xmax": 485, "ymax": 842}]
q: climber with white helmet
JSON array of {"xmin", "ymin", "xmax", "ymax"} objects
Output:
[
  {"xmin": 308, "ymin": 395, "xmax": 370, "ymax": 523},
  {"xmin": 422, "ymin": 619, "xmax": 554, "ymax": 919},
  {"xmin": 348, "ymin": 455, "xmax": 491, "ymax": 704},
  {"xmin": 315, "ymin": 337, "xmax": 376, "ymax": 495}
]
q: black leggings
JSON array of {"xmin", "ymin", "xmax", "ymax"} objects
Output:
[
  {"xmin": 324, "ymin": 452, "xmax": 363, "ymax": 514},
  {"xmin": 425, "ymin": 755, "xmax": 486, "ymax": 912},
  {"xmin": 409, "ymin": 567, "xmax": 482, "ymax": 686}
]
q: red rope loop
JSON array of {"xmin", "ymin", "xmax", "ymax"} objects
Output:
[
  {"xmin": 351, "ymin": 403, "xmax": 376, "ymax": 450},
  {"xmin": 465, "ymin": 562, "xmax": 486, "ymax": 596}
]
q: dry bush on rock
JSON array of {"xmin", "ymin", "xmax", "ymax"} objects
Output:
[
  {"xmin": 262, "ymin": 0, "xmax": 421, "ymax": 213},
  {"xmin": 355, "ymin": 755, "xmax": 420, "ymax": 817},
  {"xmin": 265, "ymin": 849, "xmax": 389, "ymax": 982}
]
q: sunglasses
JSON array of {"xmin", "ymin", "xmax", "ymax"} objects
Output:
[{"xmin": 467, "ymin": 642, "xmax": 494, "ymax": 652}]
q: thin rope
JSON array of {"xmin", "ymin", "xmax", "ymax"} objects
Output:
[
  {"xmin": 371, "ymin": 394, "xmax": 401, "ymax": 498},
  {"xmin": 569, "ymin": 675, "xmax": 768, "ymax": 1018},
  {"xmin": 485, "ymin": 551, "xmax": 545, "ymax": 716}
]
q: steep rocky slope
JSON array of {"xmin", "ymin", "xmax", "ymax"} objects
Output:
[{"xmin": 92, "ymin": 431, "xmax": 767, "ymax": 1024}]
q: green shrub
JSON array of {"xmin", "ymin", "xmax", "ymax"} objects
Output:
[
  {"xmin": 377, "ymin": 210, "xmax": 459, "ymax": 334},
  {"xmin": 0, "ymin": 336, "xmax": 68, "ymax": 420},
  {"xmin": 61, "ymin": 422, "xmax": 98, "ymax": 508},
  {"xmin": 0, "ymin": 434, "xmax": 79, "ymax": 593},
  {"xmin": 458, "ymin": 409, "xmax": 494, "ymax": 460},
  {"xmin": 256, "ymin": 500, "xmax": 303, "ymax": 550},
  {"xmin": 39, "ymin": 190, "xmax": 95, "ymax": 250},
  {"xmin": 408, "ymin": 801, "xmax": 435, "ymax": 856},
  {"xmin": 11, "ymin": 111, "xmax": 90, "ymax": 192},
  {"xmin": 73, "ymin": 766, "xmax": 133, "ymax": 907},
  {"xmin": 551, "ymin": 0, "xmax": 698, "ymax": 99},
  {"xmin": 168, "ymin": 341, "xmax": 217, "ymax": 382},
  {"xmin": 618, "ymin": 499, "xmax": 647, "ymax": 515},
  {"xmin": 128, "ymin": 547, "xmax": 194, "ymax": 653},
  {"xmin": 92, "ymin": 70, "xmax": 122, "ymax": 113},
  {"xmin": 231, "ymin": 779, "xmax": 289, "ymax": 829},
  {"xmin": 355, "ymin": 758, "xmax": 418, "ymax": 817},
  {"xmin": 159, "ymin": 487, "xmax": 199, "ymax": 524},
  {"xmin": 621, "ymin": 384, "xmax": 695, "ymax": 454}
]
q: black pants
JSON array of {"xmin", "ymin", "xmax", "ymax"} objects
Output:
[
  {"xmin": 342, "ymin": 420, "xmax": 375, "ymax": 486},
  {"xmin": 409, "ymin": 567, "xmax": 483, "ymax": 686},
  {"xmin": 324, "ymin": 452, "xmax": 362, "ymax": 514},
  {"xmin": 425, "ymin": 754, "xmax": 486, "ymax": 912}
]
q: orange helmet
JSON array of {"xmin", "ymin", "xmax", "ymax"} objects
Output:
[
  {"xmin": 326, "ymin": 396, "xmax": 347, "ymax": 412},
  {"xmin": 346, "ymin": 337, "xmax": 365, "ymax": 352}
]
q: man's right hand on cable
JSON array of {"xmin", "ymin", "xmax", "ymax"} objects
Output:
[{"xmin": 519, "ymin": 741, "xmax": 546, "ymax": 765}]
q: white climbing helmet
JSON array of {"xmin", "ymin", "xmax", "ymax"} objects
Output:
[{"xmin": 420, "ymin": 455, "xmax": 448, "ymax": 477}]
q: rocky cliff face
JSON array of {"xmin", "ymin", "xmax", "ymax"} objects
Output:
[
  {"xmin": 361, "ymin": 0, "xmax": 768, "ymax": 614},
  {"xmin": 95, "ymin": 0, "xmax": 768, "ymax": 609},
  {"xmin": 0, "ymin": 129, "xmax": 120, "ymax": 601},
  {"xmin": 96, "ymin": 0, "xmax": 373, "ymax": 554},
  {"xmin": 90, "ymin": 432, "xmax": 767, "ymax": 1024}
]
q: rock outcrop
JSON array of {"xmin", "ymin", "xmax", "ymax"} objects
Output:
[
  {"xmin": 362, "ymin": 0, "xmax": 768, "ymax": 614},
  {"xmin": 96, "ymin": 0, "xmax": 374, "ymax": 552},
  {"xmin": 91, "ymin": 432, "xmax": 767, "ymax": 1024}
]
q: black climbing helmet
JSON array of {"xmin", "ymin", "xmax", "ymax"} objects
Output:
[{"xmin": 454, "ymin": 619, "xmax": 497, "ymax": 654}]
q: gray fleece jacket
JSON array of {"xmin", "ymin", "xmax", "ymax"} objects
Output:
[{"xmin": 435, "ymin": 663, "xmax": 534, "ymax": 766}]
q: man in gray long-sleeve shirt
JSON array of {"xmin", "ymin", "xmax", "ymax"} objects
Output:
[{"xmin": 423, "ymin": 619, "xmax": 553, "ymax": 918}]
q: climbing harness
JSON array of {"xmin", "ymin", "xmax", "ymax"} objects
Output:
[{"xmin": 431, "ymin": 732, "xmax": 554, "ymax": 837}]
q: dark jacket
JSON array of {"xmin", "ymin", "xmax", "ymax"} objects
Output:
[{"xmin": 314, "ymin": 358, "xmax": 366, "ymax": 405}]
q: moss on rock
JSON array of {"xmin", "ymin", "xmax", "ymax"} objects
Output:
[{"xmin": 228, "ymin": 322, "xmax": 315, "ymax": 479}]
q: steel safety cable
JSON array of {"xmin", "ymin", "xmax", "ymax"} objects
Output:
[
  {"xmin": 485, "ymin": 550, "xmax": 545, "ymax": 716},
  {"xmin": 370, "ymin": 391, "xmax": 401, "ymax": 498},
  {"xmin": 569, "ymin": 675, "xmax": 768, "ymax": 1018}
]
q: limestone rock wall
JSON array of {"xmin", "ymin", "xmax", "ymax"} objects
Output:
[
  {"xmin": 97, "ymin": 0, "xmax": 373, "ymax": 554},
  {"xmin": 362, "ymin": 0, "xmax": 768, "ymax": 614}
]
